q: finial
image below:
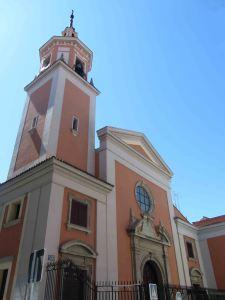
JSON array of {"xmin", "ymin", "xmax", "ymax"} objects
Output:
[
  {"xmin": 70, "ymin": 10, "xmax": 74, "ymax": 28},
  {"xmin": 90, "ymin": 78, "xmax": 94, "ymax": 86}
]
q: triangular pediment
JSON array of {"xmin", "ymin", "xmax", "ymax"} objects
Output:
[{"xmin": 103, "ymin": 127, "xmax": 173, "ymax": 176}]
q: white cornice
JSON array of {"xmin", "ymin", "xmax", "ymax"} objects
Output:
[
  {"xmin": 175, "ymin": 217, "xmax": 225, "ymax": 240},
  {"xmin": 197, "ymin": 222, "xmax": 225, "ymax": 240},
  {"xmin": 0, "ymin": 158, "xmax": 113, "ymax": 199},
  {"xmin": 52, "ymin": 159, "xmax": 113, "ymax": 194},
  {"xmin": 0, "ymin": 159, "xmax": 54, "ymax": 198},
  {"xmin": 39, "ymin": 36, "xmax": 93, "ymax": 57},
  {"xmin": 24, "ymin": 60, "xmax": 99, "ymax": 95},
  {"xmin": 175, "ymin": 218, "xmax": 198, "ymax": 235}
]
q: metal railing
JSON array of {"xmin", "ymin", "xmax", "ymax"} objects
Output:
[
  {"xmin": 44, "ymin": 260, "xmax": 225, "ymax": 300},
  {"xmin": 165, "ymin": 285, "xmax": 225, "ymax": 300}
]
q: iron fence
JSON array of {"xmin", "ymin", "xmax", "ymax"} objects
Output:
[
  {"xmin": 94, "ymin": 281, "xmax": 148, "ymax": 299},
  {"xmin": 44, "ymin": 260, "xmax": 225, "ymax": 300},
  {"xmin": 165, "ymin": 285, "xmax": 225, "ymax": 300}
]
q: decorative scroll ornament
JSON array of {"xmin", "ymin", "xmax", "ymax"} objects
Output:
[{"xmin": 127, "ymin": 211, "xmax": 171, "ymax": 246}]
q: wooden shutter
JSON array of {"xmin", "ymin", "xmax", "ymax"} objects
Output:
[{"xmin": 70, "ymin": 200, "xmax": 88, "ymax": 228}]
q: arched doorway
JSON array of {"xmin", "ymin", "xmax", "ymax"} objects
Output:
[{"xmin": 143, "ymin": 260, "xmax": 164, "ymax": 299}]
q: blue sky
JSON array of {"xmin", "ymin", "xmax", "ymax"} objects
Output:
[{"xmin": 0, "ymin": 0, "xmax": 225, "ymax": 222}]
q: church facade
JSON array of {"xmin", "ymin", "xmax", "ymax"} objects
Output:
[{"xmin": 0, "ymin": 13, "xmax": 224, "ymax": 300}]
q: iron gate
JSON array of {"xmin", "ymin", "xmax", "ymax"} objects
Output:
[{"xmin": 44, "ymin": 260, "xmax": 95, "ymax": 300}]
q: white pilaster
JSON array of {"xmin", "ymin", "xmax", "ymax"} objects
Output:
[
  {"xmin": 87, "ymin": 92, "xmax": 96, "ymax": 174},
  {"xmin": 166, "ymin": 190, "xmax": 186, "ymax": 285},
  {"xmin": 96, "ymin": 200, "xmax": 108, "ymax": 281},
  {"xmin": 37, "ymin": 183, "xmax": 64, "ymax": 300},
  {"xmin": 43, "ymin": 68, "xmax": 66, "ymax": 157},
  {"xmin": 98, "ymin": 146, "xmax": 118, "ymax": 281},
  {"xmin": 179, "ymin": 233, "xmax": 191, "ymax": 286},
  {"xmin": 198, "ymin": 239, "xmax": 217, "ymax": 288}
]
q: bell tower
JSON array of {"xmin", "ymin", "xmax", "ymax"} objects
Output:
[{"xmin": 8, "ymin": 11, "xmax": 99, "ymax": 178}]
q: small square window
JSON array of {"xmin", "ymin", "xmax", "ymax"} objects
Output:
[
  {"xmin": 186, "ymin": 241, "xmax": 195, "ymax": 259},
  {"xmin": 70, "ymin": 199, "xmax": 88, "ymax": 228},
  {"xmin": 30, "ymin": 115, "xmax": 39, "ymax": 131},
  {"xmin": 6, "ymin": 201, "xmax": 22, "ymax": 224},
  {"xmin": 71, "ymin": 116, "xmax": 79, "ymax": 133},
  {"xmin": 0, "ymin": 269, "xmax": 8, "ymax": 299}
]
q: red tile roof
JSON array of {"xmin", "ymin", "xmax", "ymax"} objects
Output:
[{"xmin": 193, "ymin": 215, "xmax": 225, "ymax": 227}]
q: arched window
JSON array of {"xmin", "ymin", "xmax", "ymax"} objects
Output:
[
  {"xmin": 74, "ymin": 58, "xmax": 86, "ymax": 79},
  {"xmin": 135, "ymin": 184, "xmax": 153, "ymax": 213}
]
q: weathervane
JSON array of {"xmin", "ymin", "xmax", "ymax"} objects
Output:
[{"xmin": 70, "ymin": 10, "xmax": 74, "ymax": 28}]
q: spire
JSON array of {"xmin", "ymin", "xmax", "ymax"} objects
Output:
[
  {"xmin": 62, "ymin": 10, "xmax": 77, "ymax": 38},
  {"xmin": 70, "ymin": 10, "xmax": 74, "ymax": 28}
]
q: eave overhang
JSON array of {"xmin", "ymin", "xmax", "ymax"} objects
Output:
[{"xmin": 0, "ymin": 157, "xmax": 113, "ymax": 197}]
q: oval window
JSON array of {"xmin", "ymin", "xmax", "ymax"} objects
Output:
[{"xmin": 135, "ymin": 185, "xmax": 152, "ymax": 213}]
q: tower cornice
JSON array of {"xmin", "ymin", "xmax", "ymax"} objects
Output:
[
  {"xmin": 39, "ymin": 36, "xmax": 93, "ymax": 72},
  {"xmin": 24, "ymin": 59, "xmax": 100, "ymax": 95},
  {"xmin": 39, "ymin": 36, "xmax": 92, "ymax": 56}
]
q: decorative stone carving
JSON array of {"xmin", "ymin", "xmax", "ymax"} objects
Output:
[
  {"xmin": 190, "ymin": 268, "xmax": 203, "ymax": 286},
  {"xmin": 127, "ymin": 210, "xmax": 171, "ymax": 283},
  {"xmin": 135, "ymin": 214, "xmax": 156, "ymax": 239}
]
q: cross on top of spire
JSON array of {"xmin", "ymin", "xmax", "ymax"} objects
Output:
[{"xmin": 70, "ymin": 10, "xmax": 74, "ymax": 28}]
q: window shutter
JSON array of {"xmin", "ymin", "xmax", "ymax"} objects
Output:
[{"xmin": 70, "ymin": 200, "xmax": 88, "ymax": 228}]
